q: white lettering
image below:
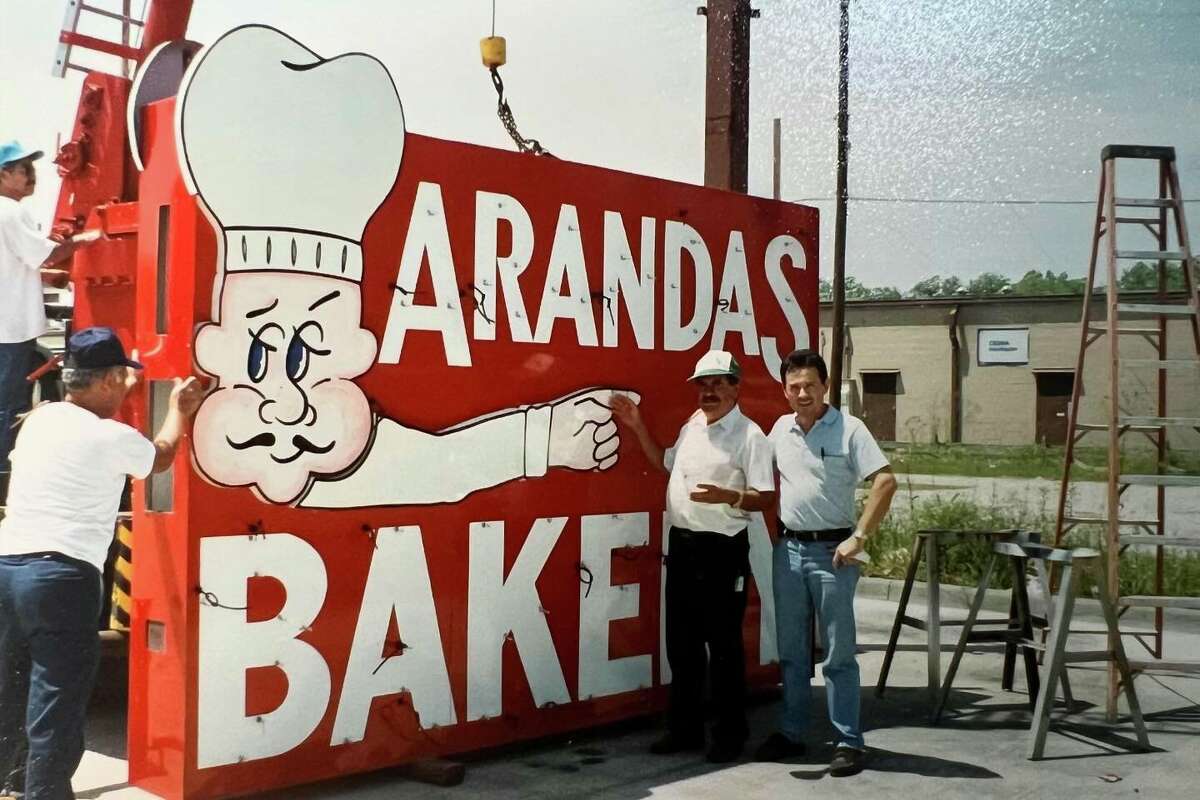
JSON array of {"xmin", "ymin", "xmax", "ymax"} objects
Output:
[
  {"xmin": 534, "ymin": 205, "xmax": 598, "ymax": 346},
  {"xmin": 578, "ymin": 513, "xmax": 652, "ymax": 700},
  {"xmin": 467, "ymin": 518, "xmax": 571, "ymax": 720},
  {"xmin": 197, "ymin": 534, "xmax": 330, "ymax": 768},
  {"xmin": 709, "ymin": 231, "xmax": 759, "ymax": 355},
  {"xmin": 601, "ymin": 212, "xmax": 655, "ymax": 349},
  {"xmin": 761, "ymin": 234, "xmax": 810, "ymax": 380},
  {"xmin": 746, "ymin": 513, "xmax": 778, "ymax": 665},
  {"xmin": 659, "ymin": 512, "xmax": 671, "ymax": 684},
  {"xmin": 473, "ymin": 191, "xmax": 535, "ymax": 342},
  {"xmin": 663, "ymin": 221, "xmax": 714, "ymax": 352},
  {"xmin": 332, "ymin": 526, "xmax": 456, "ymax": 744},
  {"xmin": 380, "ymin": 181, "xmax": 472, "ymax": 367}
]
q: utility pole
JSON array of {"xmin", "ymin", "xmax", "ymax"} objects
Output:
[
  {"xmin": 772, "ymin": 117, "xmax": 781, "ymax": 200},
  {"xmin": 828, "ymin": 0, "xmax": 850, "ymax": 407},
  {"xmin": 699, "ymin": 1, "xmax": 758, "ymax": 193}
]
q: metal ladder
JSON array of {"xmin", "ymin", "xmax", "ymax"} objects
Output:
[
  {"xmin": 53, "ymin": 0, "xmax": 147, "ymax": 78},
  {"xmin": 1053, "ymin": 144, "xmax": 1200, "ymax": 719}
]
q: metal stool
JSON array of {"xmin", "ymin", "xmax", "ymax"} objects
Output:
[
  {"xmin": 876, "ymin": 528, "xmax": 1037, "ymax": 709},
  {"xmin": 935, "ymin": 539, "xmax": 1149, "ymax": 759}
]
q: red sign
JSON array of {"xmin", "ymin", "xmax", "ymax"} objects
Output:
[{"xmin": 117, "ymin": 25, "xmax": 818, "ymax": 799}]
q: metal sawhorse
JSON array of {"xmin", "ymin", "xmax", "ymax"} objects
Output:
[
  {"xmin": 876, "ymin": 529, "xmax": 1039, "ymax": 711},
  {"xmin": 934, "ymin": 539, "xmax": 1149, "ymax": 759}
]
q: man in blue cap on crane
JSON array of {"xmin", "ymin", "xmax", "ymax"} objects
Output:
[{"xmin": 0, "ymin": 140, "xmax": 90, "ymax": 498}]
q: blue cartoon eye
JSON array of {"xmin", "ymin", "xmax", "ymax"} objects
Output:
[
  {"xmin": 286, "ymin": 333, "xmax": 309, "ymax": 382},
  {"xmin": 247, "ymin": 337, "xmax": 268, "ymax": 383}
]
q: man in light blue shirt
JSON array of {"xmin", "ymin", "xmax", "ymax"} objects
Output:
[{"xmin": 755, "ymin": 349, "xmax": 896, "ymax": 777}]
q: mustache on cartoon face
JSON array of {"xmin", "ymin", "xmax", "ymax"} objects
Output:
[
  {"xmin": 225, "ymin": 432, "xmax": 336, "ymax": 463},
  {"xmin": 227, "ymin": 432, "xmax": 276, "ymax": 449}
]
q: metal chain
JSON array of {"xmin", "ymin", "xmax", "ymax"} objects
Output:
[{"xmin": 490, "ymin": 68, "xmax": 553, "ymax": 157}]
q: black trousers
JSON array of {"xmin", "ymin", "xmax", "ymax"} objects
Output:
[{"xmin": 664, "ymin": 526, "xmax": 750, "ymax": 745}]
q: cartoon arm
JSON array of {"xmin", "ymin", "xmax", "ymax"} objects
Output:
[{"xmin": 298, "ymin": 388, "xmax": 638, "ymax": 508}]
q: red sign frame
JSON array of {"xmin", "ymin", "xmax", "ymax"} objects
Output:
[{"xmin": 110, "ymin": 79, "xmax": 817, "ymax": 798}]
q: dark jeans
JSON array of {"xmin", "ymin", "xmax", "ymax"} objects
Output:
[
  {"xmin": 0, "ymin": 339, "xmax": 36, "ymax": 477},
  {"xmin": 0, "ymin": 553, "xmax": 103, "ymax": 800},
  {"xmin": 664, "ymin": 526, "xmax": 750, "ymax": 746}
]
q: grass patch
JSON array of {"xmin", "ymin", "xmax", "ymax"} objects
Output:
[
  {"xmin": 863, "ymin": 493, "xmax": 1200, "ymax": 597},
  {"xmin": 887, "ymin": 443, "xmax": 1200, "ymax": 482}
]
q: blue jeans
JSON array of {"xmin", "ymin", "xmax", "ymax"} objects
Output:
[
  {"xmin": 0, "ymin": 339, "xmax": 36, "ymax": 475},
  {"xmin": 0, "ymin": 553, "xmax": 103, "ymax": 800},
  {"xmin": 772, "ymin": 539, "xmax": 864, "ymax": 750}
]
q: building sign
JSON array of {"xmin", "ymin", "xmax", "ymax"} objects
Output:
[
  {"xmin": 977, "ymin": 327, "xmax": 1029, "ymax": 365},
  {"xmin": 121, "ymin": 24, "xmax": 818, "ymax": 799}
]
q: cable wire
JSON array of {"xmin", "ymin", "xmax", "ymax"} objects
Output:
[{"xmin": 793, "ymin": 195, "xmax": 1198, "ymax": 206}]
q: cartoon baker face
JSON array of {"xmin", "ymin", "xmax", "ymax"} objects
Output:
[
  {"xmin": 193, "ymin": 272, "xmax": 376, "ymax": 503},
  {"xmin": 175, "ymin": 24, "xmax": 404, "ymax": 503}
]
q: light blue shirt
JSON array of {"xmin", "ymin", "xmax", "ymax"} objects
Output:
[{"xmin": 769, "ymin": 406, "xmax": 889, "ymax": 531}]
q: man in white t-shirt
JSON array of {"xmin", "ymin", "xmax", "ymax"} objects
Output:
[
  {"xmin": 0, "ymin": 140, "xmax": 85, "ymax": 487},
  {"xmin": 0, "ymin": 327, "xmax": 202, "ymax": 800},
  {"xmin": 612, "ymin": 351, "xmax": 775, "ymax": 764}
]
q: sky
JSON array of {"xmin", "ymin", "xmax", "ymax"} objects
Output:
[{"xmin": 1, "ymin": 0, "xmax": 1197, "ymax": 292}]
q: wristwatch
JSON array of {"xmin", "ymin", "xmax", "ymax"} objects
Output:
[{"xmin": 851, "ymin": 529, "xmax": 868, "ymax": 543}]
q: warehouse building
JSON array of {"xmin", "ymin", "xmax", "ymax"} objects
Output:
[{"xmin": 817, "ymin": 292, "xmax": 1199, "ymax": 450}]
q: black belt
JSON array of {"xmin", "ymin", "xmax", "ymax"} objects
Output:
[{"xmin": 778, "ymin": 526, "xmax": 852, "ymax": 543}]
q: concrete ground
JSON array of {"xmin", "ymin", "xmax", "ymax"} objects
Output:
[{"xmin": 71, "ymin": 581, "xmax": 1200, "ymax": 799}]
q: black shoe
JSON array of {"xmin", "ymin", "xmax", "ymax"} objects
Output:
[
  {"xmin": 829, "ymin": 745, "xmax": 866, "ymax": 777},
  {"xmin": 753, "ymin": 732, "xmax": 807, "ymax": 761},
  {"xmin": 705, "ymin": 739, "xmax": 744, "ymax": 764},
  {"xmin": 649, "ymin": 732, "xmax": 704, "ymax": 755}
]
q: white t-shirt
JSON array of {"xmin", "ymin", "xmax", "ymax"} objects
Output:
[
  {"xmin": 0, "ymin": 402, "xmax": 156, "ymax": 571},
  {"xmin": 663, "ymin": 405, "xmax": 774, "ymax": 536},
  {"xmin": 0, "ymin": 196, "xmax": 54, "ymax": 343}
]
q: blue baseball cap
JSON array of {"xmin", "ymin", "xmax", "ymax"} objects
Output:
[
  {"xmin": 65, "ymin": 327, "xmax": 144, "ymax": 370},
  {"xmin": 0, "ymin": 140, "xmax": 43, "ymax": 168}
]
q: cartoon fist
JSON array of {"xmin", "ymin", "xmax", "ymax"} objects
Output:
[{"xmin": 534, "ymin": 388, "xmax": 640, "ymax": 472}]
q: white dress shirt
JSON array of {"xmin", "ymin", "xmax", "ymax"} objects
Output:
[{"xmin": 664, "ymin": 405, "xmax": 774, "ymax": 536}]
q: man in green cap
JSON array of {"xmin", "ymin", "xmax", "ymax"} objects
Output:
[{"xmin": 612, "ymin": 350, "xmax": 775, "ymax": 763}]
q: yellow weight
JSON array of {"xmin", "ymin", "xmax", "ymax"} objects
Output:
[{"xmin": 480, "ymin": 36, "xmax": 506, "ymax": 68}]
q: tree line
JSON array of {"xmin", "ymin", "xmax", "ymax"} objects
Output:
[{"xmin": 819, "ymin": 261, "xmax": 1189, "ymax": 301}]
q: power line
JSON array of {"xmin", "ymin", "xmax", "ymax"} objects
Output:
[{"xmin": 793, "ymin": 195, "xmax": 1199, "ymax": 206}]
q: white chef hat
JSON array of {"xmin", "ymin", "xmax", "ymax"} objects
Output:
[{"xmin": 176, "ymin": 25, "xmax": 405, "ymax": 283}]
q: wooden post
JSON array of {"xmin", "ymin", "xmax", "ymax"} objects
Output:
[{"xmin": 701, "ymin": 1, "xmax": 755, "ymax": 193}]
